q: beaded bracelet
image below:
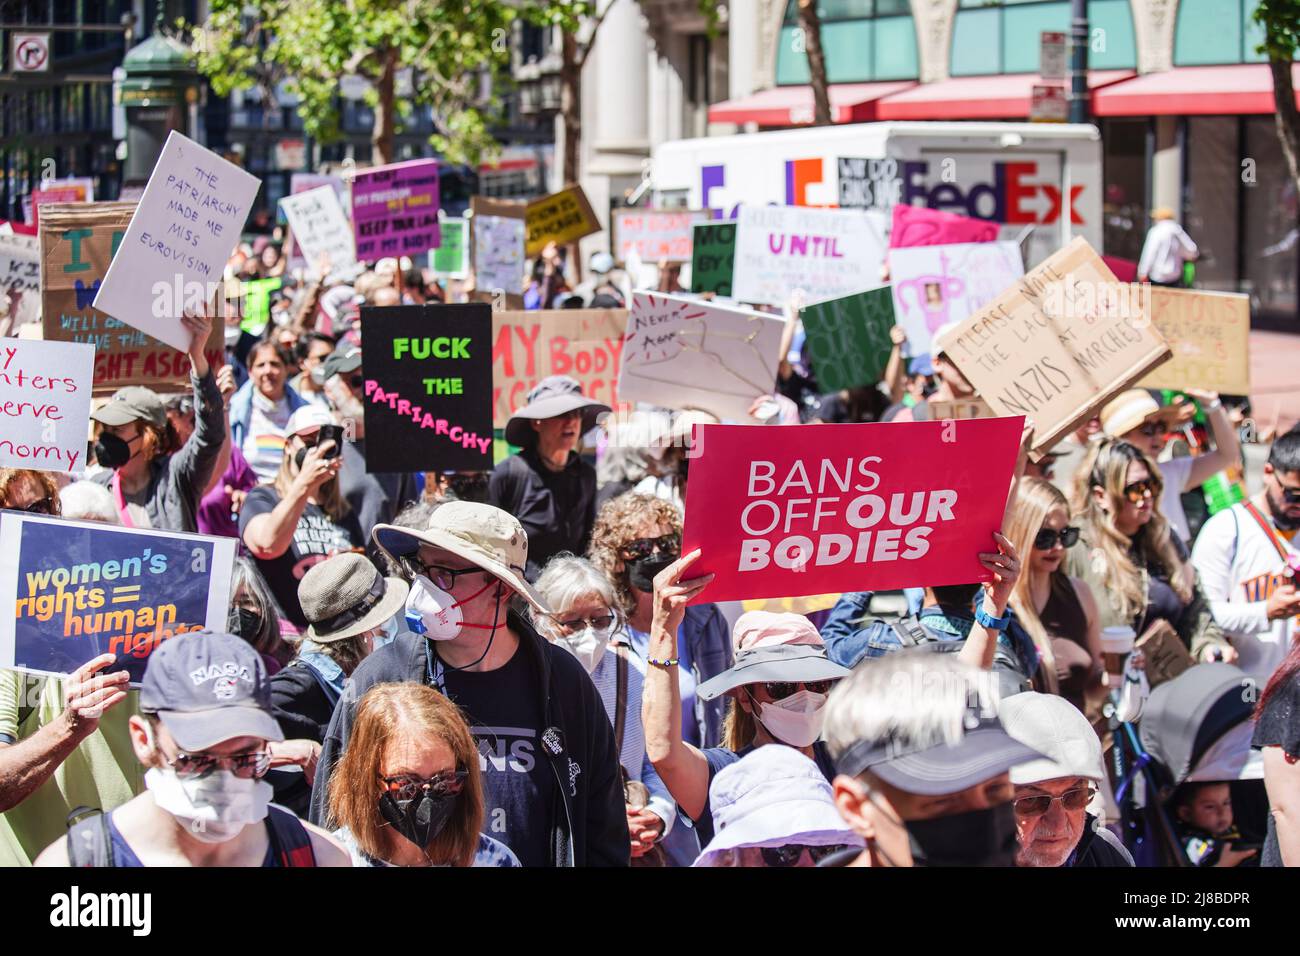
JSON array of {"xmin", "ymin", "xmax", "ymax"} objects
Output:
[{"xmin": 647, "ymin": 656, "xmax": 680, "ymax": 668}]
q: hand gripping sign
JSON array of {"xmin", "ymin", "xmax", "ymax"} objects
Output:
[{"xmin": 681, "ymin": 418, "xmax": 1024, "ymax": 604}]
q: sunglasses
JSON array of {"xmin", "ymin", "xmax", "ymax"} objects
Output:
[
  {"xmin": 618, "ymin": 533, "xmax": 681, "ymax": 562},
  {"xmin": 1275, "ymin": 480, "xmax": 1300, "ymax": 505},
  {"xmin": 759, "ymin": 843, "xmax": 849, "ymax": 867},
  {"xmin": 381, "ymin": 770, "xmax": 469, "ymax": 802},
  {"xmin": 19, "ymin": 496, "xmax": 55, "ymax": 515},
  {"xmin": 1133, "ymin": 422, "xmax": 1164, "ymax": 439},
  {"xmin": 555, "ymin": 613, "xmax": 616, "ymax": 632},
  {"xmin": 1033, "ymin": 526, "xmax": 1080, "ymax": 550},
  {"xmin": 1012, "ymin": 786, "xmax": 1096, "ymax": 818},
  {"xmin": 348, "ymin": 374, "xmax": 365, "ymax": 390},
  {"xmin": 1122, "ymin": 478, "xmax": 1157, "ymax": 504},
  {"xmin": 757, "ymin": 679, "xmax": 836, "ymax": 701},
  {"xmin": 167, "ymin": 749, "xmax": 270, "ymax": 781}
]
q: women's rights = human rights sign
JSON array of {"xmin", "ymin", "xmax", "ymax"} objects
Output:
[{"xmin": 681, "ymin": 418, "xmax": 1024, "ymax": 603}]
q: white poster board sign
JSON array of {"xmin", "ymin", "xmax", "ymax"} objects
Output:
[
  {"xmin": 732, "ymin": 204, "xmax": 886, "ymax": 308},
  {"xmin": 93, "ymin": 131, "xmax": 261, "ymax": 351},
  {"xmin": 617, "ymin": 291, "xmax": 785, "ymax": 422},
  {"xmin": 888, "ymin": 241, "xmax": 1025, "ymax": 355},
  {"xmin": 474, "ymin": 214, "xmax": 526, "ymax": 297},
  {"xmin": 280, "ymin": 184, "xmax": 358, "ymax": 280},
  {"xmin": 0, "ymin": 234, "xmax": 42, "ymax": 329},
  {"xmin": 0, "ymin": 338, "xmax": 95, "ymax": 473}
]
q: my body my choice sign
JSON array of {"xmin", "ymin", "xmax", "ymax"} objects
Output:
[{"xmin": 681, "ymin": 418, "xmax": 1023, "ymax": 603}]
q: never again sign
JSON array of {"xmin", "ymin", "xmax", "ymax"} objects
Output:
[
  {"xmin": 681, "ymin": 419, "xmax": 1024, "ymax": 603},
  {"xmin": 361, "ymin": 304, "xmax": 493, "ymax": 473}
]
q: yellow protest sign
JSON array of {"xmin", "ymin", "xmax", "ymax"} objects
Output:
[
  {"xmin": 1136, "ymin": 286, "xmax": 1250, "ymax": 395},
  {"xmin": 524, "ymin": 185, "xmax": 601, "ymax": 257}
]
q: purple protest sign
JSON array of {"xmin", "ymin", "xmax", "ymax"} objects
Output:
[{"xmin": 351, "ymin": 159, "xmax": 441, "ymax": 261}]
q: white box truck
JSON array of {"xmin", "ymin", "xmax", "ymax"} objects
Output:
[{"xmin": 650, "ymin": 121, "xmax": 1103, "ymax": 268}]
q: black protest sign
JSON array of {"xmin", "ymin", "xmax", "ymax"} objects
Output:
[
  {"xmin": 360, "ymin": 304, "xmax": 493, "ymax": 473},
  {"xmin": 690, "ymin": 222, "xmax": 736, "ymax": 296}
]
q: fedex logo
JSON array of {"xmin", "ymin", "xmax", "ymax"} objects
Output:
[
  {"xmin": 702, "ymin": 157, "xmax": 833, "ymax": 219},
  {"xmin": 900, "ymin": 160, "xmax": 1084, "ymax": 226}
]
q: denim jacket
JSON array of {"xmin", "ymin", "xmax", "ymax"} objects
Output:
[{"xmin": 296, "ymin": 642, "xmax": 346, "ymax": 703}]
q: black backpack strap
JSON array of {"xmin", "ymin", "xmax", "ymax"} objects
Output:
[
  {"xmin": 293, "ymin": 658, "xmax": 342, "ymax": 711},
  {"xmin": 264, "ymin": 804, "xmax": 317, "ymax": 867},
  {"xmin": 612, "ymin": 645, "xmax": 629, "ymax": 758},
  {"xmin": 66, "ymin": 811, "xmax": 115, "ymax": 868},
  {"xmin": 890, "ymin": 615, "xmax": 929, "ymax": 648}
]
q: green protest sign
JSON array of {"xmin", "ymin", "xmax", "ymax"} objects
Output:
[
  {"xmin": 430, "ymin": 217, "xmax": 468, "ymax": 278},
  {"xmin": 800, "ymin": 286, "xmax": 896, "ymax": 391},
  {"xmin": 241, "ymin": 277, "xmax": 282, "ymax": 333},
  {"xmin": 690, "ymin": 222, "xmax": 736, "ymax": 296}
]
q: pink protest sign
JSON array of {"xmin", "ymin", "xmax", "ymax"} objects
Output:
[
  {"xmin": 613, "ymin": 210, "xmax": 708, "ymax": 262},
  {"xmin": 681, "ymin": 418, "xmax": 1023, "ymax": 603},
  {"xmin": 351, "ymin": 159, "xmax": 440, "ymax": 261},
  {"xmin": 889, "ymin": 204, "xmax": 1000, "ymax": 249},
  {"xmin": 29, "ymin": 187, "xmax": 84, "ymax": 230}
]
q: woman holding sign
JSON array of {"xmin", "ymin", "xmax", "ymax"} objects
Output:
[{"xmin": 87, "ymin": 311, "xmax": 224, "ymax": 534}]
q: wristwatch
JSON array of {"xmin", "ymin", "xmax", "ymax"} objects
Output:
[{"xmin": 974, "ymin": 604, "xmax": 1011, "ymax": 632}]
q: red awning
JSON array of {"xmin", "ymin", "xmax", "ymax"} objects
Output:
[
  {"xmin": 708, "ymin": 80, "xmax": 917, "ymax": 127},
  {"xmin": 1092, "ymin": 63, "xmax": 1300, "ymax": 116},
  {"xmin": 874, "ymin": 70, "xmax": 1134, "ymax": 120}
]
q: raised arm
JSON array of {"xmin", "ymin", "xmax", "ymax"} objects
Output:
[
  {"xmin": 242, "ymin": 442, "xmax": 341, "ymax": 559},
  {"xmin": 1181, "ymin": 390, "xmax": 1242, "ymax": 490},
  {"xmin": 959, "ymin": 532, "xmax": 1021, "ymax": 672}
]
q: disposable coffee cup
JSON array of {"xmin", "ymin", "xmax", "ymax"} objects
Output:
[{"xmin": 1101, "ymin": 625, "xmax": 1136, "ymax": 677}]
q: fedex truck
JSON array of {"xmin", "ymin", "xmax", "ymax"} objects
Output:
[{"xmin": 650, "ymin": 121, "xmax": 1103, "ymax": 268}]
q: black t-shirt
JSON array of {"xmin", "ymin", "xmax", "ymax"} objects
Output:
[
  {"xmin": 487, "ymin": 447, "xmax": 596, "ymax": 580},
  {"xmin": 1252, "ymin": 674, "xmax": 1300, "ymax": 867},
  {"xmin": 440, "ymin": 640, "xmax": 556, "ymax": 868},
  {"xmin": 238, "ymin": 485, "xmax": 365, "ymax": 627}
]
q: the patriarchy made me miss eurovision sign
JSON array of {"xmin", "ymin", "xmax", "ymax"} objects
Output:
[{"xmin": 0, "ymin": 513, "xmax": 237, "ymax": 681}]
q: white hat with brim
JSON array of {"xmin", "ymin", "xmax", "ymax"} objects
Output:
[
  {"xmin": 693, "ymin": 746, "xmax": 864, "ymax": 866},
  {"xmin": 696, "ymin": 643, "xmax": 851, "ymax": 701},
  {"xmin": 1000, "ymin": 691, "xmax": 1104, "ymax": 784},
  {"xmin": 504, "ymin": 375, "xmax": 610, "ymax": 447},
  {"xmin": 1100, "ymin": 389, "xmax": 1161, "ymax": 439},
  {"xmin": 371, "ymin": 501, "xmax": 552, "ymax": 617}
]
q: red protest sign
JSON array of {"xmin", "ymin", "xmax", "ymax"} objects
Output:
[
  {"xmin": 890, "ymin": 204, "xmax": 1000, "ymax": 248},
  {"xmin": 681, "ymin": 418, "xmax": 1023, "ymax": 603}
]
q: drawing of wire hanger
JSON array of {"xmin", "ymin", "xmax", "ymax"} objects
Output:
[{"xmin": 628, "ymin": 295, "xmax": 776, "ymax": 397}]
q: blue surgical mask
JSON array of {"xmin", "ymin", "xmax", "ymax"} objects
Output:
[{"xmin": 373, "ymin": 614, "xmax": 401, "ymax": 651}]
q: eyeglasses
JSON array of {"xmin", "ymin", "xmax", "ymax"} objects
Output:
[
  {"xmin": 758, "ymin": 679, "xmax": 837, "ymax": 701},
  {"xmin": 416, "ymin": 561, "xmax": 487, "ymax": 591},
  {"xmin": 381, "ymin": 770, "xmax": 469, "ymax": 802},
  {"xmin": 18, "ymin": 496, "xmax": 55, "ymax": 515},
  {"xmin": 1012, "ymin": 786, "xmax": 1096, "ymax": 818},
  {"xmin": 554, "ymin": 613, "xmax": 616, "ymax": 633},
  {"xmin": 1033, "ymin": 526, "xmax": 1080, "ymax": 550},
  {"xmin": 1122, "ymin": 478, "xmax": 1157, "ymax": 503},
  {"xmin": 759, "ymin": 843, "xmax": 849, "ymax": 867},
  {"xmin": 167, "ymin": 748, "xmax": 271, "ymax": 781},
  {"xmin": 618, "ymin": 533, "xmax": 681, "ymax": 562}
]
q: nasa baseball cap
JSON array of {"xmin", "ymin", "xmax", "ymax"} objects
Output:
[{"xmin": 139, "ymin": 630, "xmax": 284, "ymax": 751}]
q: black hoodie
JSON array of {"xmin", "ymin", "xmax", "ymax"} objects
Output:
[{"xmin": 308, "ymin": 609, "xmax": 630, "ymax": 867}]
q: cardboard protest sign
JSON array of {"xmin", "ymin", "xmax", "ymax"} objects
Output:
[
  {"xmin": 690, "ymin": 222, "xmax": 736, "ymax": 296},
  {"xmin": 680, "ymin": 418, "xmax": 1024, "ymax": 603},
  {"xmin": 929, "ymin": 397, "xmax": 996, "ymax": 421},
  {"xmin": 618, "ymin": 292, "xmax": 785, "ymax": 422},
  {"xmin": 889, "ymin": 204, "xmax": 1000, "ymax": 248},
  {"xmin": 800, "ymin": 286, "xmax": 896, "ymax": 391},
  {"xmin": 93, "ymin": 131, "xmax": 261, "ymax": 352},
  {"xmin": 936, "ymin": 237, "xmax": 1172, "ymax": 456},
  {"xmin": 0, "ymin": 513, "xmax": 236, "ymax": 681},
  {"xmin": 614, "ymin": 210, "xmax": 707, "ymax": 263},
  {"xmin": 732, "ymin": 204, "xmax": 885, "ymax": 307},
  {"xmin": 0, "ymin": 339, "xmax": 94, "ymax": 473},
  {"xmin": 524, "ymin": 185, "xmax": 601, "ymax": 257},
  {"xmin": 29, "ymin": 187, "xmax": 85, "ymax": 230},
  {"xmin": 0, "ymin": 234, "xmax": 42, "ymax": 329},
  {"xmin": 492, "ymin": 309, "xmax": 625, "ymax": 428},
  {"xmin": 430, "ymin": 217, "xmax": 468, "ymax": 278},
  {"xmin": 888, "ymin": 241, "xmax": 1025, "ymax": 356},
  {"xmin": 1136, "ymin": 287, "xmax": 1251, "ymax": 395},
  {"xmin": 360, "ymin": 304, "xmax": 493, "ymax": 473},
  {"xmin": 352, "ymin": 158, "xmax": 441, "ymax": 261},
  {"xmin": 280, "ymin": 184, "xmax": 358, "ymax": 279},
  {"xmin": 471, "ymin": 196, "xmax": 527, "ymax": 307},
  {"xmin": 40, "ymin": 202, "xmax": 224, "ymax": 394}
]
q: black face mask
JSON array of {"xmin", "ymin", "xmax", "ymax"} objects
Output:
[
  {"xmin": 627, "ymin": 553, "xmax": 678, "ymax": 593},
  {"xmin": 378, "ymin": 790, "xmax": 458, "ymax": 851},
  {"xmin": 93, "ymin": 432, "xmax": 134, "ymax": 471},
  {"xmin": 229, "ymin": 607, "xmax": 263, "ymax": 643},
  {"xmin": 905, "ymin": 802, "xmax": 1019, "ymax": 867}
]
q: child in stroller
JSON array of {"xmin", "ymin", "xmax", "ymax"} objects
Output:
[{"xmin": 1170, "ymin": 781, "xmax": 1258, "ymax": 867}]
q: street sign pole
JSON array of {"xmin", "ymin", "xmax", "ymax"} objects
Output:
[{"xmin": 1068, "ymin": 0, "xmax": 1089, "ymax": 124}]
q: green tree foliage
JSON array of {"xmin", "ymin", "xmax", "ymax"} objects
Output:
[{"xmin": 1255, "ymin": 0, "xmax": 1300, "ymax": 191}]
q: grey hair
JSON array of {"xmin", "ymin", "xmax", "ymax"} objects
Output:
[
  {"xmin": 58, "ymin": 481, "xmax": 120, "ymax": 524},
  {"xmin": 230, "ymin": 557, "xmax": 287, "ymax": 660},
  {"xmin": 381, "ymin": 498, "xmax": 438, "ymax": 578},
  {"xmin": 822, "ymin": 651, "xmax": 1002, "ymax": 770},
  {"xmin": 529, "ymin": 553, "xmax": 623, "ymax": 638},
  {"xmin": 597, "ymin": 410, "xmax": 672, "ymax": 486}
]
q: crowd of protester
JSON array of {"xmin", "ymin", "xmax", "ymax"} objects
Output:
[{"xmin": 1, "ymin": 235, "xmax": 1298, "ymax": 872}]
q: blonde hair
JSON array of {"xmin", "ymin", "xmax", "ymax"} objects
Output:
[
  {"xmin": 273, "ymin": 438, "xmax": 350, "ymax": 523},
  {"xmin": 1077, "ymin": 439, "xmax": 1189, "ymax": 624},
  {"xmin": 722, "ymin": 698, "xmax": 756, "ymax": 752},
  {"xmin": 1004, "ymin": 477, "xmax": 1065, "ymax": 694},
  {"xmin": 327, "ymin": 683, "xmax": 484, "ymax": 867},
  {"xmin": 0, "ymin": 468, "xmax": 61, "ymax": 514}
]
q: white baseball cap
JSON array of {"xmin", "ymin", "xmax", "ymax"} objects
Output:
[
  {"xmin": 999, "ymin": 692, "xmax": 1104, "ymax": 784},
  {"xmin": 285, "ymin": 404, "xmax": 336, "ymax": 437}
]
